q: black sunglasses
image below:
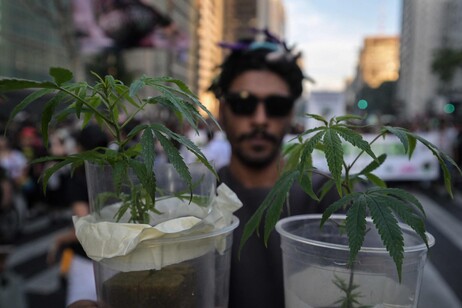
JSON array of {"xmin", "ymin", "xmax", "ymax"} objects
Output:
[{"xmin": 223, "ymin": 91, "xmax": 295, "ymax": 117}]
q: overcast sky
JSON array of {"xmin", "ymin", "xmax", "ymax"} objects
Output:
[{"xmin": 284, "ymin": 0, "xmax": 401, "ymax": 91}]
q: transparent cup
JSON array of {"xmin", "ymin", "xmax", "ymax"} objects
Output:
[{"xmin": 276, "ymin": 214, "xmax": 434, "ymax": 308}]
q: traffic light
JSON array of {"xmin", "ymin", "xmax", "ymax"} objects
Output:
[
  {"xmin": 443, "ymin": 103, "xmax": 455, "ymax": 114},
  {"xmin": 357, "ymin": 99, "xmax": 368, "ymax": 110}
]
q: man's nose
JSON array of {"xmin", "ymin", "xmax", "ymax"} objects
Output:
[{"xmin": 251, "ymin": 101, "xmax": 268, "ymax": 125}]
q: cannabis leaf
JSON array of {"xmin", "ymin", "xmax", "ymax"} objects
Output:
[
  {"xmin": 1, "ymin": 67, "xmax": 216, "ymax": 224},
  {"xmin": 241, "ymin": 114, "xmax": 461, "ymax": 282}
]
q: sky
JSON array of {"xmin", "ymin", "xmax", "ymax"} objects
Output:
[{"xmin": 283, "ymin": 0, "xmax": 401, "ymax": 91}]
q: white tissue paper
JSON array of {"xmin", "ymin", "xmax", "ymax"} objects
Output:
[{"xmin": 73, "ymin": 183, "xmax": 242, "ymax": 272}]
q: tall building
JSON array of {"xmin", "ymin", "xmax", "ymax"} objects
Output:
[
  {"xmin": 397, "ymin": 0, "xmax": 462, "ymax": 118},
  {"xmin": 359, "ymin": 36, "xmax": 400, "ymax": 89},
  {"xmin": 223, "ymin": 0, "xmax": 285, "ymax": 43},
  {"xmin": 196, "ymin": 0, "xmax": 224, "ymax": 117},
  {"xmin": 0, "ymin": 0, "xmax": 69, "ymax": 80}
]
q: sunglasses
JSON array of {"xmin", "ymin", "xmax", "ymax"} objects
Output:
[{"xmin": 223, "ymin": 91, "xmax": 295, "ymax": 117}]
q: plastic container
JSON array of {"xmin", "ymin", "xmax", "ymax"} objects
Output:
[{"xmin": 276, "ymin": 214, "xmax": 434, "ymax": 308}]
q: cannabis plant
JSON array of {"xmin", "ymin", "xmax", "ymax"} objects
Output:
[
  {"xmin": 241, "ymin": 114, "xmax": 461, "ymax": 282},
  {"xmin": 0, "ymin": 67, "xmax": 216, "ymax": 224}
]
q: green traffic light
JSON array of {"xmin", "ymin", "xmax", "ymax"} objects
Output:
[
  {"xmin": 444, "ymin": 103, "xmax": 455, "ymax": 114},
  {"xmin": 357, "ymin": 99, "xmax": 368, "ymax": 110}
]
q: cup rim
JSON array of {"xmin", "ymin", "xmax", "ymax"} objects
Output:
[
  {"xmin": 275, "ymin": 214, "xmax": 435, "ymax": 253},
  {"xmin": 147, "ymin": 215, "xmax": 240, "ymax": 244}
]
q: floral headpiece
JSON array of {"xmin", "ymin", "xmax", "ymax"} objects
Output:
[
  {"xmin": 218, "ymin": 28, "xmax": 302, "ymax": 63},
  {"xmin": 217, "ymin": 28, "xmax": 314, "ymax": 83}
]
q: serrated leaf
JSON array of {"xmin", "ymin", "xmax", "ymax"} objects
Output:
[
  {"xmin": 239, "ymin": 170, "xmax": 298, "ymax": 256},
  {"xmin": 49, "ymin": 67, "xmax": 73, "ymax": 85},
  {"xmin": 305, "ymin": 113, "xmax": 328, "ymax": 125},
  {"xmin": 141, "ymin": 128, "xmax": 156, "ymax": 173},
  {"xmin": 298, "ymin": 171, "xmax": 319, "ymax": 201},
  {"xmin": 113, "ymin": 160, "xmax": 128, "ymax": 195},
  {"xmin": 334, "ymin": 114, "xmax": 364, "ymax": 123},
  {"xmin": 299, "ymin": 131, "xmax": 324, "ymax": 173},
  {"xmin": 153, "ymin": 130, "xmax": 192, "ymax": 193},
  {"xmin": 6, "ymin": 88, "xmax": 53, "ymax": 130},
  {"xmin": 323, "ymin": 129, "xmax": 344, "ymax": 195},
  {"xmin": 345, "ymin": 196, "xmax": 367, "ymax": 266},
  {"xmin": 364, "ymin": 173, "xmax": 387, "ymax": 188},
  {"xmin": 383, "ymin": 126, "xmax": 410, "ymax": 154},
  {"xmin": 374, "ymin": 187, "xmax": 425, "ymax": 217},
  {"xmin": 358, "ymin": 154, "xmax": 386, "ymax": 175},
  {"xmin": 41, "ymin": 96, "xmax": 61, "ymax": 146},
  {"xmin": 0, "ymin": 79, "xmax": 56, "ymax": 91},
  {"xmin": 321, "ymin": 193, "xmax": 360, "ymax": 226},
  {"xmin": 366, "ymin": 194, "xmax": 404, "ymax": 281},
  {"xmin": 334, "ymin": 126, "xmax": 377, "ymax": 161},
  {"xmin": 264, "ymin": 171, "xmax": 299, "ymax": 243}
]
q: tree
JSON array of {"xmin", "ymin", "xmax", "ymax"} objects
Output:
[{"xmin": 431, "ymin": 48, "xmax": 462, "ymax": 88}]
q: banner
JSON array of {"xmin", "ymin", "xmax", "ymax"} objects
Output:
[{"xmin": 285, "ymin": 132, "xmax": 440, "ymax": 181}]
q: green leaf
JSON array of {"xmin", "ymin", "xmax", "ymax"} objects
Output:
[
  {"xmin": 358, "ymin": 154, "xmax": 386, "ymax": 175},
  {"xmin": 334, "ymin": 114, "xmax": 364, "ymax": 123},
  {"xmin": 6, "ymin": 88, "xmax": 53, "ymax": 130},
  {"xmin": 41, "ymin": 96, "xmax": 61, "ymax": 146},
  {"xmin": 383, "ymin": 126, "xmax": 411, "ymax": 155},
  {"xmin": 323, "ymin": 129, "xmax": 344, "ymax": 195},
  {"xmin": 299, "ymin": 131, "xmax": 325, "ymax": 173},
  {"xmin": 364, "ymin": 173, "xmax": 387, "ymax": 188},
  {"xmin": 263, "ymin": 171, "xmax": 299, "ymax": 243},
  {"xmin": 321, "ymin": 192, "xmax": 360, "ymax": 226},
  {"xmin": 366, "ymin": 194, "xmax": 404, "ymax": 281},
  {"xmin": 140, "ymin": 127, "xmax": 156, "ymax": 173},
  {"xmin": 49, "ymin": 67, "xmax": 73, "ymax": 85},
  {"xmin": 0, "ymin": 78, "xmax": 56, "ymax": 91},
  {"xmin": 334, "ymin": 126, "xmax": 377, "ymax": 161},
  {"xmin": 345, "ymin": 195, "xmax": 367, "ymax": 266},
  {"xmin": 305, "ymin": 113, "xmax": 328, "ymax": 126},
  {"xmin": 153, "ymin": 130, "xmax": 192, "ymax": 193},
  {"xmin": 128, "ymin": 159, "xmax": 156, "ymax": 208},
  {"xmin": 239, "ymin": 170, "xmax": 298, "ymax": 255}
]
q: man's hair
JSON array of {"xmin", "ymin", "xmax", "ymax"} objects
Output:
[{"xmin": 210, "ymin": 37, "xmax": 305, "ymax": 99}]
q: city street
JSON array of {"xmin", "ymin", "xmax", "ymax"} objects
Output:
[{"xmin": 4, "ymin": 184, "xmax": 462, "ymax": 308}]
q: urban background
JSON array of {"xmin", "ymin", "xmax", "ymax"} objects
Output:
[{"xmin": 1, "ymin": 0, "xmax": 462, "ymax": 307}]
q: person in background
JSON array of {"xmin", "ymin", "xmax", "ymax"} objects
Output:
[
  {"xmin": 201, "ymin": 118, "xmax": 231, "ymax": 170},
  {"xmin": 209, "ymin": 30, "xmax": 338, "ymax": 308},
  {"xmin": 47, "ymin": 124, "xmax": 109, "ymax": 306}
]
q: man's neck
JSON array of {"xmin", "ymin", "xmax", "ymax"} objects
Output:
[{"xmin": 227, "ymin": 156, "xmax": 284, "ymax": 189}]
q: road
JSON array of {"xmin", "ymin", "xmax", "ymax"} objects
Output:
[{"xmin": 3, "ymin": 184, "xmax": 462, "ymax": 308}]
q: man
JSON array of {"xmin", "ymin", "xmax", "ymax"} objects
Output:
[
  {"xmin": 68, "ymin": 33, "xmax": 337, "ymax": 308},
  {"xmin": 210, "ymin": 34, "xmax": 338, "ymax": 308}
]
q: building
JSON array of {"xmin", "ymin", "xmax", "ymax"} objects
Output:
[
  {"xmin": 397, "ymin": 0, "xmax": 462, "ymax": 118},
  {"xmin": 0, "ymin": 0, "xmax": 69, "ymax": 80},
  {"xmin": 196, "ymin": 0, "xmax": 225, "ymax": 117},
  {"xmin": 223, "ymin": 0, "xmax": 285, "ymax": 43},
  {"xmin": 359, "ymin": 36, "xmax": 400, "ymax": 89}
]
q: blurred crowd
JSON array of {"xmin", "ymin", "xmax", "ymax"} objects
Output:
[{"xmin": 0, "ymin": 112, "xmax": 232, "ymax": 245}]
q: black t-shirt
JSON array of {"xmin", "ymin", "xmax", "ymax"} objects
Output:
[{"xmin": 218, "ymin": 166, "xmax": 338, "ymax": 308}]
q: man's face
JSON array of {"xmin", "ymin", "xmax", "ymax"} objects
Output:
[{"xmin": 220, "ymin": 70, "xmax": 294, "ymax": 169}]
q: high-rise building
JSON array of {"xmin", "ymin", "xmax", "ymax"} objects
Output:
[
  {"xmin": 195, "ymin": 0, "xmax": 224, "ymax": 117},
  {"xmin": 359, "ymin": 36, "xmax": 400, "ymax": 89},
  {"xmin": 397, "ymin": 0, "xmax": 462, "ymax": 118},
  {"xmin": 0, "ymin": 1, "xmax": 69, "ymax": 80},
  {"xmin": 223, "ymin": 0, "xmax": 285, "ymax": 43}
]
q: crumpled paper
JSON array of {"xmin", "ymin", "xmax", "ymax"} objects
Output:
[{"xmin": 73, "ymin": 183, "xmax": 242, "ymax": 272}]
